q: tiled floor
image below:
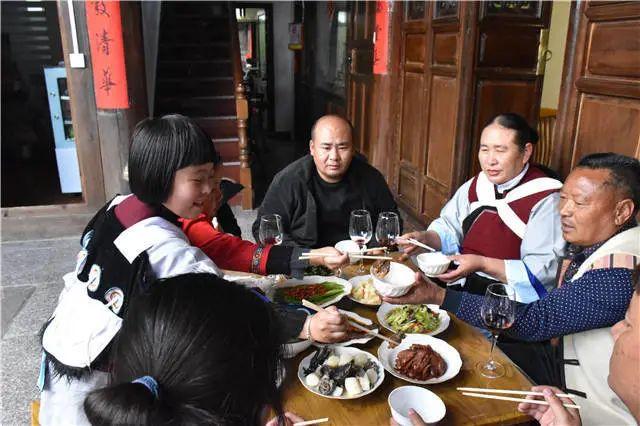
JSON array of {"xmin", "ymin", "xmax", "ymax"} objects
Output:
[{"xmin": 0, "ymin": 207, "xmax": 257, "ymax": 424}]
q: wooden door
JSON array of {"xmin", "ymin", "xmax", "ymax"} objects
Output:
[
  {"xmin": 391, "ymin": 1, "xmax": 552, "ymax": 224},
  {"xmin": 553, "ymin": 1, "xmax": 640, "ymax": 176},
  {"xmin": 346, "ymin": 1, "xmax": 376, "ymax": 159},
  {"xmin": 468, "ymin": 1, "xmax": 552, "ymax": 177},
  {"xmin": 392, "ymin": 1, "xmax": 475, "ymax": 224}
]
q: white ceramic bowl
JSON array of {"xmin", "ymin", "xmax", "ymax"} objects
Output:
[
  {"xmin": 370, "ymin": 262, "xmax": 415, "ymax": 298},
  {"xmin": 416, "ymin": 252, "xmax": 450, "ymax": 276},
  {"xmin": 388, "ymin": 386, "xmax": 446, "ymax": 425},
  {"xmin": 335, "ymin": 240, "xmax": 362, "ymax": 264}
]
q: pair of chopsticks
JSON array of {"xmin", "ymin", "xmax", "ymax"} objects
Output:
[
  {"xmin": 457, "ymin": 387, "xmax": 581, "ymax": 409},
  {"xmin": 293, "ymin": 418, "xmax": 328, "ymax": 426},
  {"xmin": 299, "ymin": 253, "xmax": 392, "ymax": 261},
  {"xmin": 302, "ymin": 299, "xmax": 401, "ymax": 346},
  {"xmin": 395, "ymin": 237, "xmax": 436, "ymax": 252}
]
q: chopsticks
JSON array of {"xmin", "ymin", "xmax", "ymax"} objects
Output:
[
  {"xmin": 298, "ymin": 253, "xmax": 392, "ymax": 261},
  {"xmin": 396, "ymin": 237, "xmax": 436, "ymax": 252},
  {"xmin": 458, "ymin": 388, "xmax": 581, "ymax": 409},
  {"xmin": 457, "ymin": 387, "xmax": 574, "ymax": 398},
  {"xmin": 302, "ymin": 299, "xmax": 401, "ymax": 346},
  {"xmin": 293, "ymin": 418, "xmax": 329, "ymax": 426}
]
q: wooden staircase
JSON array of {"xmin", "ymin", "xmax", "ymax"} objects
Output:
[{"xmin": 154, "ymin": 1, "xmax": 252, "ymax": 208}]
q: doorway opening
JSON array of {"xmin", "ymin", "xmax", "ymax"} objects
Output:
[{"xmin": 1, "ymin": 1, "xmax": 83, "ymax": 208}]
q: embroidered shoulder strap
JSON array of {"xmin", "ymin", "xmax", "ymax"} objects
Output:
[
  {"xmin": 571, "ymin": 227, "xmax": 640, "ymax": 281},
  {"xmin": 470, "ymin": 172, "xmax": 562, "ymax": 238}
]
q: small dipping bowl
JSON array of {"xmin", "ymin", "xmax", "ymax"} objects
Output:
[
  {"xmin": 335, "ymin": 240, "xmax": 362, "ymax": 264},
  {"xmin": 388, "ymin": 386, "xmax": 446, "ymax": 425},
  {"xmin": 416, "ymin": 252, "xmax": 451, "ymax": 276},
  {"xmin": 370, "ymin": 262, "xmax": 415, "ymax": 297}
]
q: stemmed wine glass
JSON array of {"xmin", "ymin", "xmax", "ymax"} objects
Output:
[
  {"xmin": 375, "ymin": 211, "xmax": 400, "ymax": 249},
  {"xmin": 477, "ymin": 283, "xmax": 516, "ymax": 379},
  {"xmin": 259, "ymin": 214, "xmax": 283, "ymax": 246},
  {"xmin": 349, "ymin": 209, "xmax": 372, "ymax": 273},
  {"xmin": 259, "ymin": 214, "xmax": 284, "ymax": 283}
]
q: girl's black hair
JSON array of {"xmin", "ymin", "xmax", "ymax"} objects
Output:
[
  {"xmin": 84, "ymin": 273, "xmax": 285, "ymax": 425},
  {"xmin": 128, "ymin": 114, "xmax": 222, "ymax": 205},
  {"xmin": 488, "ymin": 113, "xmax": 539, "ymax": 151}
]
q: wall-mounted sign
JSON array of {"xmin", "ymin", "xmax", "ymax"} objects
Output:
[
  {"xmin": 373, "ymin": 1, "xmax": 390, "ymax": 75},
  {"xmin": 86, "ymin": 0, "xmax": 129, "ymax": 109},
  {"xmin": 288, "ymin": 22, "xmax": 303, "ymax": 50}
]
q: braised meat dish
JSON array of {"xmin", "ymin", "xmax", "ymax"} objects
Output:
[{"xmin": 395, "ymin": 344, "xmax": 447, "ymax": 380}]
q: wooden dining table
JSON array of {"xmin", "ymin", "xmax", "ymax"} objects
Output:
[{"xmin": 275, "ymin": 255, "xmax": 535, "ymax": 425}]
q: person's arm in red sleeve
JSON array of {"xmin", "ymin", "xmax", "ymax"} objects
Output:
[{"xmin": 181, "ymin": 214, "xmax": 273, "ymax": 274}]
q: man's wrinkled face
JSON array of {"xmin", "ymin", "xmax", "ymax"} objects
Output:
[
  {"xmin": 478, "ymin": 124, "xmax": 532, "ymax": 185},
  {"xmin": 309, "ymin": 118, "xmax": 354, "ymax": 183},
  {"xmin": 559, "ymin": 168, "xmax": 624, "ymax": 246},
  {"xmin": 609, "ymin": 290, "xmax": 640, "ymax": 416}
]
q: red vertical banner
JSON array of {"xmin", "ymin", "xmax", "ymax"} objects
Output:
[
  {"xmin": 373, "ymin": 1, "xmax": 390, "ymax": 75},
  {"xmin": 86, "ymin": 1, "xmax": 129, "ymax": 109}
]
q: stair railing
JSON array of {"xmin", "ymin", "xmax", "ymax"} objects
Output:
[{"xmin": 228, "ymin": 3, "xmax": 253, "ymax": 209}]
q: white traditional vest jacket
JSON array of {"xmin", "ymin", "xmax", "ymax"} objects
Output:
[{"xmin": 564, "ymin": 226, "xmax": 639, "ymax": 425}]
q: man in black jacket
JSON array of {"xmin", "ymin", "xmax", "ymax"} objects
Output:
[{"xmin": 252, "ymin": 115, "xmax": 401, "ymax": 248}]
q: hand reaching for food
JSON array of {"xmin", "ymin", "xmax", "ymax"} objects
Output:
[
  {"xmin": 307, "ymin": 306, "xmax": 349, "ymax": 343},
  {"xmin": 308, "ymin": 247, "xmax": 350, "ymax": 270}
]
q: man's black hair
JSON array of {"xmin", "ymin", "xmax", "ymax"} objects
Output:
[
  {"xmin": 128, "ymin": 114, "xmax": 221, "ymax": 205},
  {"xmin": 310, "ymin": 115, "xmax": 354, "ymax": 142},
  {"xmin": 577, "ymin": 152, "xmax": 640, "ymax": 216},
  {"xmin": 488, "ymin": 113, "xmax": 539, "ymax": 151}
]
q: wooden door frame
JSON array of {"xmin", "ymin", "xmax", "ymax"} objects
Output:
[
  {"xmin": 234, "ymin": 2, "xmax": 275, "ymax": 131},
  {"xmin": 3, "ymin": 1, "xmax": 106, "ymax": 218}
]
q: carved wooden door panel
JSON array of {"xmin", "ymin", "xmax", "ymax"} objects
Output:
[
  {"xmin": 468, "ymin": 0, "xmax": 552, "ymax": 177},
  {"xmin": 392, "ymin": 1, "xmax": 475, "ymax": 224},
  {"xmin": 346, "ymin": 1, "xmax": 376, "ymax": 159},
  {"xmin": 554, "ymin": 1, "xmax": 640, "ymax": 176}
]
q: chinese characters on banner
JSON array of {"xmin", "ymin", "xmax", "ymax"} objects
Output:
[
  {"xmin": 86, "ymin": 1, "xmax": 129, "ymax": 109},
  {"xmin": 373, "ymin": 1, "xmax": 390, "ymax": 75}
]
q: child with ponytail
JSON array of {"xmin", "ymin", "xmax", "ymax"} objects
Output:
[{"xmin": 84, "ymin": 273, "xmax": 304, "ymax": 425}]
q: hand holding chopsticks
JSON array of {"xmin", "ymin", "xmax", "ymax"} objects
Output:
[
  {"xmin": 395, "ymin": 236, "xmax": 437, "ymax": 253},
  {"xmin": 302, "ymin": 299, "xmax": 402, "ymax": 346},
  {"xmin": 458, "ymin": 387, "xmax": 581, "ymax": 410},
  {"xmin": 299, "ymin": 252, "xmax": 392, "ymax": 261}
]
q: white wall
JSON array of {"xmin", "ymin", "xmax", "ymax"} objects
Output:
[
  {"xmin": 541, "ymin": 1, "xmax": 571, "ymax": 109},
  {"xmin": 272, "ymin": 2, "xmax": 294, "ymax": 133}
]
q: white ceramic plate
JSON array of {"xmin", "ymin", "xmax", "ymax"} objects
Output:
[
  {"xmin": 267, "ymin": 275, "xmax": 352, "ymax": 308},
  {"xmin": 376, "ymin": 303, "xmax": 450, "ymax": 336},
  {"xmin": 314, "ymin": 310, "xmax": 378, "ymax": 347},
  {"xmin": 377, "ymin": 334, "xmax": 462, "ymax": 385},
  {"xmin": 347, "ymin": 275, "xmax": 382, "ymax": 306},
  {"xmin": 298, "ymin": 346, "xmax": 385, "ymax": 400}
]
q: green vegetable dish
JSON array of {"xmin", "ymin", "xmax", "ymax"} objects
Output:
[{"xmin": 385, "ymin": 305, "xmax": 441, "ymax": 334}]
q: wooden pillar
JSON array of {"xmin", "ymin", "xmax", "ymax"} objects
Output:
[
  {"xmin": 91, "ymin": 1, "xmax": 148, "ymax": 197},
  {"xmin": 57, "ymin": 0, "xmax": 105, "ymax": 209},
  {"xmin": 57, "ymin": 0, "xmax": 147, "ymax": 205}
]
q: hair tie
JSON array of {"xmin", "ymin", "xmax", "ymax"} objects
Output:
[{"xmin": 132, "ymin": 375, "xmax": 160, "ymax": 399}]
